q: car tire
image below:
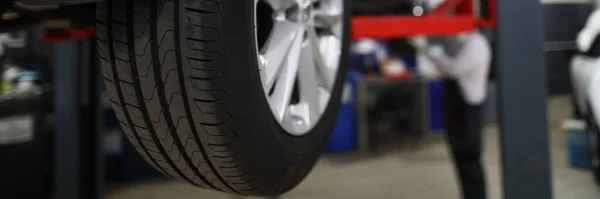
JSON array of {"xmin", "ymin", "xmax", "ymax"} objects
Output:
[{"xmin": 96, "ymin": 0, "xmax": 349, "ymax": 196}]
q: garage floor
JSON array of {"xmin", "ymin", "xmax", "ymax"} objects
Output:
[{"xmin": 106, "ymin": 96, "xmax": 600, "ymax": 199}]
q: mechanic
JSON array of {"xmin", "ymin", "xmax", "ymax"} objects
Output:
[{"xmin": 412, "ymin": 31, "xmax": 492, "ymax": 199}]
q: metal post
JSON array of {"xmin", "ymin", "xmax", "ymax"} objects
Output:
[
  {"xmin": 496, "ymin": 0, "xmax": 553, "ymax": 199},
  {"xmin": 53, "ymin": 38, "xmax": 103, "ymax": 199},
  {"xmin": 356, "ymin": 78, "xmax": 370, "ymax": 154},
  {"xmin": 54, "ymin": 40, "xmax": 79, "ymax": 199},
  {"xmin": 92, "ymin": 39, "xmax": 105, "ymax": 199},
  {"xmin": 77, "ymin": 38, "xmax": 104, "ymax": 199}
]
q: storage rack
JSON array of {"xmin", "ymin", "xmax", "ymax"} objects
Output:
[{"xmin": 355, "ymin": 76, "xmax": 427, "ymax": 154}]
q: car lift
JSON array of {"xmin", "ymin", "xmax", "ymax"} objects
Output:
[{"xmin": 351, "ymin": 0, "xmax": 552, "ymax": 198}]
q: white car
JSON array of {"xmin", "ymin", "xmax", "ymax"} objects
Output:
[{"xmin": 570, "ymin": 9, "xmax": 600, "ymax": 184}]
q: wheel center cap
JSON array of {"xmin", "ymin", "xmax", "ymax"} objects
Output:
[
  {"xmin": 300, "ymin": 11, "xmax": 310, "ymax": 22},
  {"xmin": 298, "ymin": 0, "xmax": 312, "ymax": 23}
]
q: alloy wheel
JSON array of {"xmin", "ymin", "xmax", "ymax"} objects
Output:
[{"xmin": 255, "ymin": 0, "xmax": 344, "ymax": 136}]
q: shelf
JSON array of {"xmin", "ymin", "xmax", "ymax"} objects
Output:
[{"xmin": 0, "ymin": 97, "xmax": 41, "ymax": 118}]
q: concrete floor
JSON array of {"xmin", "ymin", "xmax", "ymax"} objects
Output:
[{"xmin": 106, "ymin": 96, "xmax": 600, "ymax": 199}]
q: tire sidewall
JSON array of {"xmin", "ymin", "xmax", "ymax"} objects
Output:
[{"xmin": 218, "ymin": 0, "xmax": 350, "ymax": 190}]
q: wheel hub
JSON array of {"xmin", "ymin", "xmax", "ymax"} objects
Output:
[
  {"xmin": 255, "ymin": 0, "xmax": 343, "ymax": 136},
  {"xmin": 299, "ymin": 10, "xmax": 311, "ymax": 23},
  {"xmin": 285, "ymin": 0, "xmax": 314, "ymax": 24},
  {"xmin": 299, "ymin": 0, "xmax": 312, "ymax": 23}
]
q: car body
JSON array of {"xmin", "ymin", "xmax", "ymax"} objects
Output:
[
  {"xmin": 571, "ymin": 55, "xmax": 600, "ymax": 125},
  {"xmin": 571, "ymin": 47, "xmax": 600, "ymax": 183},
  {"xmin": 571, "ymin": 8, "xmax": 600, "ymax": 182},
  {"xmin": 572, "ymin": 9, "xmax": 600, "ymax": 126}
]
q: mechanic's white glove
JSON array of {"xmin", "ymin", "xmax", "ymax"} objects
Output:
[
  {"xmin": 409, "ymin": 35, "xmax": 428, "ymax": 52},
  {"xmin": 427, "ymin": 45, "xmax": 445, "ymax": 58}
]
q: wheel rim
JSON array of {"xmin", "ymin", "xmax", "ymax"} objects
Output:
[{"xmin": 254, "ymin": 0, "xmax": 344, "ymax": 136}]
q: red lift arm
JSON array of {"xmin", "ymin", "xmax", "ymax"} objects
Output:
[{"xmin": 351, "ymin": 0, "xmax": 496, "ymax": 39}]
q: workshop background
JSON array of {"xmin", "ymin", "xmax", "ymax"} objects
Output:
[{"xmin": 0, "ymin": 0, "xmax": 599, "ymax": 199}]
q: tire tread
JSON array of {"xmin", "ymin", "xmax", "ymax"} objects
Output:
[{"xmin": 98, "ymin": 0, "xmax": 266, "ymax": 195}]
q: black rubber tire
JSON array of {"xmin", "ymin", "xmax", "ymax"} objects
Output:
[
  {"xmin": 588, "ymin": 107, "xmax": 600, "ymax": 185},
  {"xmin": 96, "ymin": 0, "xmax": 349, "ymax": 196}
]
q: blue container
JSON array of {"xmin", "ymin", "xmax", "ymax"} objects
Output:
[
  {"xmin": 402, "ymin": 55, "xmax": 417, "ymax": 70},
  {"xmin": 326, "ymin": 103, "xmax": 356, "ymax": 153},
  {"xmin": 428, "ymin": 79, "xmax": 444, "ymax": 132},
  {"xmin": 568, "ymin": 129, "xmax": 593, "ymax": 168},
  {"xmin": 325, "ymin": 70, "xmax": 361, "ymax": 153}
]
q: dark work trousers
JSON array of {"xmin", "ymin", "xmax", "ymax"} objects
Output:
[{"xmin": 442, "ymin": 79, "xmax": 486, "ymax": 199}]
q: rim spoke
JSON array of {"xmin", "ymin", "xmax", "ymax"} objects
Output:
[
  {"xmin": 331, "ymin": 22, "xmax": 343, "ymax": 38},
  {"xmin": 262, "ymin": 0, "xmax": 296, "ymax": 11},
  {"xmin": 269, "ymin": 27, "xmax": 305, "ymax": 121},
  {"xmin": 315, "ymin": 0, "xmax": 344, "ymax": 38},
  {"xmin": 314, "ymin": 0, "xmax": 343, "ymax": 37},
  {"xmin": 307, "ymin": 28, "xmax": 334, "ymax": 91},
  {"xmin": 260, "ymin": 21, "xmax": 300, "ymax": 91},
  {"xmin": 317, "ymin": 87, "xmax": 331, "ymax": 114},
  {"xmin": 297, "ymin": 40, "xmax": 321, "ymax": 125},
  {"xmin": 314, "ymin": 10, "xmax": 342, "ymax": 28},
  {"xmin": 256, "ymin": 0, "xmax": 343, "ymax": 135}
]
